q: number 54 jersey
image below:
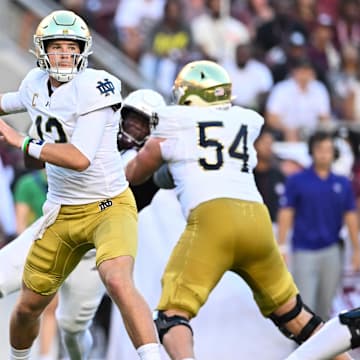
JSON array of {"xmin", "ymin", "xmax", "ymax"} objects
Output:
[{"xmin": 152, "ymin": 104, "xmax": 264, "ymax": 219}]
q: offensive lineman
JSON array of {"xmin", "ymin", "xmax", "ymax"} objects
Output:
[
  {"xmin": 125, "ymin": 60, "xmax": 352, "ymax": 360},
  {"xmin": 0, "ymin": 10, "xmax": 161, "ymax": 360}
]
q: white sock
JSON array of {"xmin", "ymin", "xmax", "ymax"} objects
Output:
[
  {"xmin": 9, "ymin": 347, "xmax": 31, "ymax": 360},
  {"xmin": 136, "ymin": 343, "xmax": 161, "ymax": 360},
  {"xmin": 284, "ymin": 316, "xmax": 352, "ymax": 360}
]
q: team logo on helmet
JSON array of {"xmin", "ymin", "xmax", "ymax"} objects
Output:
[{"xmin": 172, "ymin": 60, "xmax": 232, "ymax": 106}]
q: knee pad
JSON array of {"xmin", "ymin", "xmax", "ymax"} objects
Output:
[
  {"xmin": 269, "ymin": 294, "xmax": 323, "ymax": 345},
  {"xmin": 339, "ymin": 307, "xmax": 360, "ymax": 349},
  {"xmin": 153, "ymin": 310, "xmax": 193, "ymax": 343}
]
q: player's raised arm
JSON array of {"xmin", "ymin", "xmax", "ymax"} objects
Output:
[
  {"xmin": 0, "ymin": 117, "xmax": 90, "ymax": 171},
  {"xmin": 126, "ymin": 137, "xmax": 164, "ymax": 185}
]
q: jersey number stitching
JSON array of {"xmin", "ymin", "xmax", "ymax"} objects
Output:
[
  {"xmin": 35, "ymin": 116, "xmax": 67, "ymax": 143},
  {"xmin": 198, "ymin": 121, "xmax": 249, "ymax": 172}
]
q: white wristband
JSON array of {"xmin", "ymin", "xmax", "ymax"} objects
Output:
[{"xmin": 27, "ymin": 139, "xmax": 46, "ymax": 159}]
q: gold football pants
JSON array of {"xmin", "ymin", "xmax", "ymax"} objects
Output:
[
  {"xmin": 23, "ymin": 187, "xmax": 137, "ymax": 295},
  {"xmin": 158, "ymin": 198, "xmax": 298, "ymax": 317}
]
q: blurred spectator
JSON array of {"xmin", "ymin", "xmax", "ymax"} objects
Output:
[
  {"xmin": 334, "ymin": 0, "xmax": 360, "ymax": 49},
  {"xmin": 306, "ymin": 13, "xmax": 340, "ymax": 87},
  {"xmin": 58, "ymin": 0, "xmax": 118, "ymax": 39},
  {"xmin": 317, "ymin": 0, "xmax": 339, "ymax": 21},
  {"xmin": 0, "ymin": 154, "xmax": 16, "ymax": 247},
  {"xmin": 182, "ymin": 0, "xmax": 206, "ymax": 21},
  {"xmin": 266, "ymin": 58, "xmax": 331, "ymax": 141},
  {"xmin": 294, "ymin": 0, "xmax": 318, "ymax": 32},
  {"xmin": 113, "ymin": 0, "xmax": 165, "ymax": 62},
  {"xmin": 329, "ymin": 43, "xmax": 360, "ymax": 121},
  {"xmin": 255, "ymin": 0, "xmax": 308, "ymax": 63},
  {"xmin": 83, "ymin": 0, "xmax": 119, "ymax": 40},
  {"xmin": 139, "ymin": 0, "xmax": 194, "ymax": 94},
  {"xmin": 222, "ymin": 42, "xmax": 273, "ymax": 113},
  {"xmin": 57, "ymin": 0, "xmax": 85, "ymax": 13},
  {"xmin": 277, "ymin": 131, "xmax": 360, "ymax": 320},
  {"xmin": 272, "ymin": 141, "xmax": 310, "ymax": 176},
  {"xmin": 254, "ymin": 128, "xmax": 286, "ymax": 223},
  {"xmin": 231, "ymin": 0, "xmax": 274, "ymax": 38},
  {"xmin": 349, "ymin": 127, "xmax": 360, "ymax": 226},
  {"xmin": 270, "ymin": 31, "xmax": 308, "ymax": 83},
  {"xmin": 114, "ymin": 0, "xmax": 164, "ymax": 32},
  {"xmin": 332, "ymin": 129, "xmax": 356, "ymax": 176},
  {"xmin": 191, "ymin": 0, "xmax": 250, "ymax": 61},
  {"xmin": 13, "ymin": 169, "xmax": 47, "ymax": 234}
]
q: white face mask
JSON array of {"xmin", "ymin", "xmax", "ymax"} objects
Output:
[{"xmin": 47, "ymin": 52, "xmax": 82, "ymax": 82}]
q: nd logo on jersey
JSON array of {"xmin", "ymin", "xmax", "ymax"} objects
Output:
[
  {"xmin": 96, "ymin": 79, "xmax": 115, "ymax": 97},
  {"xmin": 98, "ymin": 199, "xmax": 113, "ymax": 212}
]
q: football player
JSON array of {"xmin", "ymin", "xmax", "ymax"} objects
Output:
[
  {"xmin": 125, "ymin": 60, "xmax": 352, "ymax": 360},
  {"xmin": 0, "ymin": 10, "xmax": 161, "ymax": 360},
  {"xmin": 0, "ymin": 86, "xmax": 166, "ymax": 360}
]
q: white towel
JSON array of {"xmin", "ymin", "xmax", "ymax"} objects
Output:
[{"xmin": 32, "ymin": 200, "xmax": 61, "ymax": 240}]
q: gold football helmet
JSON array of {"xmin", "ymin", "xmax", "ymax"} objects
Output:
[
  {"xmin": 33, "ymin": 10, "xmax": 92, "ymax": 82},
  {"xmin": 172, "ymin": 60, "xmax": 232, "ymax": 106}
]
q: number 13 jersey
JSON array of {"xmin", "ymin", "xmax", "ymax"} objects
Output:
[{"xmin": 152, "ymin": 104, "xmax": 264, "ymax": 219}]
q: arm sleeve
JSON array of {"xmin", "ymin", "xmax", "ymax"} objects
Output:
[
  {"xmin": 151, "ymin": 107, "xmax": 179, "ymax": 138},
  {"xmin": 71, "ymin": 107, "xmax": 111, "ymax": 162},
  {"xmin": 1, "ymin": 92, "xmax": 26, "ymax": 113}
]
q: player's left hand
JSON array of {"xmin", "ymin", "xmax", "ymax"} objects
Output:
[{"xmin": 0, "ymin": 118, "xmax": 24, "ymax": 149}]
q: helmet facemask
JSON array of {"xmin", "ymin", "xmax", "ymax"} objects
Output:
[
  {"xmin": 118, "ymin": 109, "xmax": 151, "ymax": 150},
  {"xmin": 32, "ymin": 10, "xmax": 92, "ymax": 82}
]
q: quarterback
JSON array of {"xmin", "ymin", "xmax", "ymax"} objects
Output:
[
  {"xmin": 126, "ymin": 60, "xmax": 353, "ymax": 360},
  {"xmin": 0, "ymin": 88, "xmax": 166, "ymax": 360},
  {"xmin": 0, "ymin": 10, "xmax": 160, "ymax": 360}
]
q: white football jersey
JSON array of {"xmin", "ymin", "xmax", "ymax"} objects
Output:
[
  {"xmin": 152, "ymin": 105, "xmax": 264, "ymax": 218},
  {"xmin": 16, "ymin": 68, "xmax": 127, "ymax": 204}
]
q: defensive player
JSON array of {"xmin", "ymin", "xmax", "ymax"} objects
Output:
[
  {"xmin": 125, "ymin": 60, "xmax": 352, "ymax": 360},
  {"xmin": 0, "ymin": 10, "xmax": 161, "ymax": 360}
]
